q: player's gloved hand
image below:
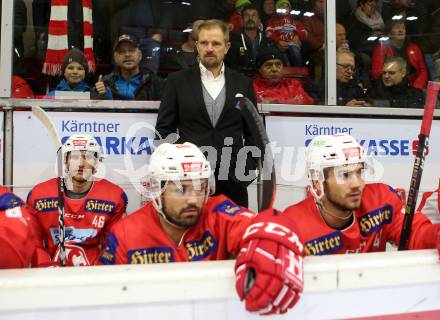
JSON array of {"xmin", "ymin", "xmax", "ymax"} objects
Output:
[{"xmin": 235, "ymin": 210, "xmax": 304, "ymax": 315}]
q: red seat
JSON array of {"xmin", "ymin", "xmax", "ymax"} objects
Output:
[{"xmin": 282, "ymin": 66, "xmax": 310, "ymax": 79}]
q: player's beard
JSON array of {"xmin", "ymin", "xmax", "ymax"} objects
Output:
[
  {"xmin": 323, "ymin": 182, "xmax": 362, "ymax": 212},
  {"xmin": 162, "ymin": 201, "xmax": 202, "ymax": 228}
]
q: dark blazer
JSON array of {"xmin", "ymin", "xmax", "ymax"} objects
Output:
[{"xmin": 155, "ymin": 65, "xmax": 258, "ymax": 186}]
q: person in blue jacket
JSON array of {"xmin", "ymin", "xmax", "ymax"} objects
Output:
[
  {"xmin": 48, "ymin": 48, "xmax": 91, "ymax": 97},
  {"xmin": 92, "ymin": 34, "xmax": 163, "ymax": 100}
]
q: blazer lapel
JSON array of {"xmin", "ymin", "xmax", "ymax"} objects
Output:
[
  {"xmin": 189, "ymin": 66, "xmax": 213, "ymax": 127},
  {"xmin": 216, "ymin": 67, "xmax": 236, "ymax": 126}
]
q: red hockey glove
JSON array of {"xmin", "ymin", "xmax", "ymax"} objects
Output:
[{"xmin": 235, "ymin": 211, "xmax": 304, "ymax": 315}]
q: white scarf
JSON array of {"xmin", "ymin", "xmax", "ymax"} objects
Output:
[{"xmin": 354, "ymin": 7, "xmax": 385, "ymax": 31}]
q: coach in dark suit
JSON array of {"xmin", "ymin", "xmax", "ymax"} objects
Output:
[{"xmin": 155, "ymin": 19, "xmax": 258, "ymax": 207}]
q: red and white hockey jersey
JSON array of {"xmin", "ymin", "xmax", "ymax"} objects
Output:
[
  {"xmin": 417, "ymin": 188, "xmax": 439, "ymax": 216},
  {"xmin": 265, "ymin": 15, "xmax": 307, "ymax": 44},
  {"xmin": 99, "ymin": 195, "xmax": 256, "ymax": 265},
  {"xmin": 283, "ymin": 183, "xmax": 439, "ymax": 256},
  {"xmin": 0, "ymin": 186, "xmax": 39, "ymax": 268},
  {"xmin": 27, "ymin": 178, "xmax": 127, "ymax": 266}
]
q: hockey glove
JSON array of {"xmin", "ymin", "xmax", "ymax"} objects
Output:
[{"xmin": 235, "ymin": 210, "xmax": 304, "ymax": 315}]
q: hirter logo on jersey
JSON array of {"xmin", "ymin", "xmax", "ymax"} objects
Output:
[
  {"xmin": 34, "ymin": 197, "xmax": 58, "ymax": 212},
  {"xmin": 84, "ymin": 199, "xmax": 115, "ymax": 214},
  {"xmin": 185, "ymin": 231, "xmax": 218, "ymax": 261},
  {"xmin": 359, "ymin": 205, "xmax": 393, "ymax": 237},
  {"xmin": 342, "ymin": 147, "xmax": 360, "ymax": 160},
  {"xmin": 305, "ymin": 231, "xmax": 343, "ymax": 256},
  {"xmin": 128, "ymin": 247, "xmax": 174, "ymax": 264},
  {"xmin": 181, "ymin": 162, "xmax": 203, "ymax": 172}
]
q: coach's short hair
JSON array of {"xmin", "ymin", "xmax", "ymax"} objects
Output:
[{"xmin": 197, "ymin": 19, "xmax": 230, "ymax": 43}]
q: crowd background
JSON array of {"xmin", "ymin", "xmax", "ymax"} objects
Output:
[{"xmin": 3, "ymin": 0, "xmax": 440, "ymax": 107}]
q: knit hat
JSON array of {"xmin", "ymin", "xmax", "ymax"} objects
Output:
[
  {"xmin": 235, "ymin": 0, "xmax": 252, "ymax": 9},
  {"xmin": 61, "ymin": 48, "xmax": 89, "ymax": 74},
  {"xmin": 256, "ymin": 47, "xmax": 284, "ymax": 68},
  {"xmin": 113, "ymin": 34, "xmax": 140, "ymax": 52},
  {"xmin": 275, "ymin": 0, "xmax": 291, "ymax": 10}
]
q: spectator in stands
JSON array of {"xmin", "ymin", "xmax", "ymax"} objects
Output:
[
  {"xmin": 309, "ymin": 22, "xmax": 371, "ymax": 87},
  {"xmin": 47, "ymin": 49, "xmax": 91, "ymax": 97},
  {"xmin": 323, "ymin": 51, "xmax": 369, "ymax": 106},
  {"xmin": 253, "ymin": 47, "xmax": 314, "ymax": 104},
  {"xmin": 260, "ymin": 0, "xmax": 276, "ymax": 29},
  {"xmin": 225, "ymin": 4, "xmax": 275, "ymax": 77},
  {"xmin": 227, "ymin": 0, "xmax": 252, "ymax": 32},
  {"xmin": 382, "ymin": 0, "xmax": 428, "ymax": 42},
  {"xmin": 371, "ymin": 20, "xmax": 428, "ymax": 90},
  {"xmin": 336, "ymin": 23, "xmax": 370, "ymax": 88},
  {"xmin": 266, "ymin": 0, "xmax": 307, "ymax": 66},
  {"xmin": 369, "ymin": 56, "xmax": 424, "ymax": 108},
  {"xmin": 12, "ymin": 76, "xmax": 35, "ymax": 99},
  {"xmin": 164, "ymin": 18, "xmax": 205, "ymax": 71},
  {"xmin": 301, "ymin": 0, "xmax": 325, "ymax": 59},
  {"xmin": 92, "ymin": 34, "xmax": 163, "ymax": 100},
  {"xmin": 345, "ymin": 0, "xmax": 385, "ymax": 54}
]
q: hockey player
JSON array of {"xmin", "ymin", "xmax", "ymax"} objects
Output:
[
  {"xmin": 0, "ymin": 186, "xmax": 39, "ymax": 268},
  {"xmin": 283, "ymin": 133, "xmax": 440, "ymax": 256},
  {"xmin": 100, "ymin": 142, "xmax": 304, "ymax": 315},
  {"xmin": 27, "ymin": 134, "xmax": 127, "ymax": 266}
]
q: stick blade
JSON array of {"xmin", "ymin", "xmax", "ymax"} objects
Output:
[{"xmin": 31, "ymin": 106, "xmax": 62, "ymax": 150}]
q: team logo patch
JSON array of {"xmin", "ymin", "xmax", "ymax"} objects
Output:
[
  {"xmin": 0, "ymin": 193, "xmax": 23, "ymax": 211},
  {"xmin": 84, "ymin": 199, "xmax": 115, "ymax": 214},
  {"xmin": 128, "ymin": 247, "xmax": 174, "ymax": 264},
  {"xmin": 305, "ymin": 231, "xmax": 343, "ymax": 256},
  {"xmin": 34, "ymin": 197, "xmax": 58, "ymax": 212},
  {"xmin": 342, "ymin": 147, "xmax": 360, "ymax": 160},
  {"xmin": 54, "ymin": 244, "xmax": 90, "ymax": 266},
  {"xmin": 359, "ymin": 205, "xmax": 393, "ymax": 237},
  {"xmin": 50, "ymin": 226, "xmax": 97, "ymax": 244},
  {"xmin": 72, "ymin": 139, "xmax": 87, "ymax": 147},
  {"xmin": 181, "ymin": 162, "xmax": 203, "ymax": 172},
  {"xmin": 185, "ymin": 231, "xmax": 218, "ymax": 261},
  {"xmin": 214, "ymin": 200, "xmax": 242, "ymax": 216},
  {"xmin": 100, "ymin": 233, "xmax": 118, "ymax": 265}
]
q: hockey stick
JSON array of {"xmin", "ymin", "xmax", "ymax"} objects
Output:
[
  {"xmin": 236, "ymin": 95, "xmax": 276, "ymax": 211},
  {"xmin": 31, "ymin": 106, "xmax": 67, "ymax": 266},
  {"xmin": 398, "ymin": 81, "xmax": 440, "ymax": 250}
]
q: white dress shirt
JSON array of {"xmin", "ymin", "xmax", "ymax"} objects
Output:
[{"xmin": 199, "ymin": 62, "xmax": 225, "ymax": 100}]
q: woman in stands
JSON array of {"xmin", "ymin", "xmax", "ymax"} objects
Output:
[{"xmin": 371, "ymin": 19, "xmax": 428, "ymax": 90}]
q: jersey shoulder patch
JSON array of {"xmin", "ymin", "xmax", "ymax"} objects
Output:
[
  {"xmin": 213, "ymin": 199, "xmax": 243, "ymax": 216},
  {"xmin": 0, "ymin": 192, "xmax": 23, "ymax": 211}
]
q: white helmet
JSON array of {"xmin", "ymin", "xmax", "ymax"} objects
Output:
[
  {"xmin": 62, "ymin": 134, "xmax": 102, "ymax": 176},
  {"xmin": 306, "ymin": 134, "xmax": 366, "ymax": 200},
  {"xmin": 145, "ymin": 142, "xmax": 214, "ymax": 211},
  {"xmin": 63, "ymin": 134, "xmax": 101, "ymax": 156}
]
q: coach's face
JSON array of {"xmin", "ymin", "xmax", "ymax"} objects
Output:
[{"xmin": 197, "ymin": 26, "xmax": 230, "ymax": 71}]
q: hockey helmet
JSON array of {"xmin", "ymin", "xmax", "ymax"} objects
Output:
[
  {"xmin": 145, "ymin": 142, "xmax": 214, "ymax": 210},
  {"xmin": 306, "ymin": 134, "xmax": 367, "ymax": 200},
  {"xmin": 62, "ymin": 134, "xmax": 102, "ymax": 164}
]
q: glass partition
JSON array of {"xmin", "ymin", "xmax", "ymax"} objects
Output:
[
  {"xmin": 336, "ymin": 0, "xmax": 440, "ymax": 108},
  {"xmin": 10, "ymin": 0, "xmax": 329, "ymax": 105}
]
